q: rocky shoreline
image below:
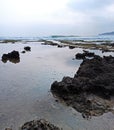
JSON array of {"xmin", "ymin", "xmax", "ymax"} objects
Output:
[
  {"xmin": 51, "ymin": 55, "xmax": 114, "ymax": 118},
  {"xmin": 1, "ymin": 39, "xmax": 114, "ymax": 52},
  {"xmin": 40, "ymin": 39, "xmax": 114, "ymax": 52},
  {"xmin": 1, "ymin": 40, "xmax": 114, "ymax": 129},
  {"xmin": 51, "ymin": 55, "xmax": 114, "ymax": 96}
]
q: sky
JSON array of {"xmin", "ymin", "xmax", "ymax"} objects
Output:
[{"xmin": 0, "ymin": 0, "xmax": 114, "ymax": 37}]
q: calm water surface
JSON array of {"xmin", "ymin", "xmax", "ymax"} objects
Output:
[{"xmin": 0, "ymin": 42, "xmax": 114, "ymax": 130}]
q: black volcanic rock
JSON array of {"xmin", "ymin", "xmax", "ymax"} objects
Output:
[
  {"xmin": 2, "ymin": 51, "xmax": 20, "ymax": 63},
  {"xmin": 69, "ymin": 45, "xmax": 75, "ymax": 49},
  {"xmin": 21, "ymin": 51, "xmax": 26, "ymax": 53},
  {"xmin": 51, "ymin": 55, "xmax": 114, "ymax": 95},
  {"xmin": 75, "ymin": 53, "xmax": 85, "ymax": 59},
  {"xmin": 51, "ymin": 55, "xmax": 114, "ymax": 117},
  {"xmin": 21, "ymin": 119, "xmax": 61, "ymax": 130},
  {"xmin": 24, "ymin": 46, "xmax": 31, "ymax": 51},
  {"xmin": 5, "ymin": 119, "xmax": 61, "ymax": 130},
  {"xmin": 75, "ymin": 51, "xmax": 95, "ymax": 59}
]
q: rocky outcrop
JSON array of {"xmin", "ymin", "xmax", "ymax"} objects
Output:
[
  {"xmin": 51, "ymin": 55, "xmax": 114, "ymax": 117},
  {"xmin": 52, "ymin": 55, "xmax": 114, "ymax": 95},
  {"xmin": 24, "ymin": 46, "xmax": 31, "ymax": 51},
  {"xmin": 5, "ymin": 119, "xmax": 61, "ymax": 130},
  {"xmin": 75, "ymin": 53, "xmax": 86, "ymax": 59},
  {"xmin": 2, "ymin": 51, "xmax": 20, "ymax": 63},
  {"xmin": 69, "ymin": 45, "xmax": 75, "ymax": 49},
  {"xmin": 21, "ymin": 119, "xmax": 61, "ymax": 130},
  {"xmin": 75, "ymin": 50, "xmax": 95, "ymax": 59}
]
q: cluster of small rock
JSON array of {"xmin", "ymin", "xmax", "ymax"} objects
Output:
[
  {"xmin": 2, "ymin": 50, "xmax": 20, "ymax": 63},
  {"xmin": 22, "ymin": 46, "xmax": 31, "ymax": 53},
  {"xmin": 1, "ymin": 46, "xmax": 31, "ymax": 63}
]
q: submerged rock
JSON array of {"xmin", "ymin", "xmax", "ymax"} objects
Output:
[
  {"xmin": 21, "ymin": 119, "xmax": 61, "ymax": 130},
  {"xmin": 51, "ymin": 55, "xmax": 114, "ymax": 117},
  {"xmin": 2, "ymin": 51, "xmax": 20, "ymax": 63}
]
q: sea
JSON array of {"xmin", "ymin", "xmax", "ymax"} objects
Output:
[{"xmin": 0, "ymin": 35, "xmax": 114, "ymax": 42}]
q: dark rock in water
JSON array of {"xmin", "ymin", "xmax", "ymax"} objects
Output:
[
  {"xmin": 83, "ymin": 50, "xmax": 95, "ymax": 57},
  {"xmin": 52, "ymin": 55, "xmax": 114, "ymax": 96},
  {"xmin": 24, "ymin": 46, "xmax": 31, "ymax": 51},
  {"xmin": 21, "ymin": 51, "xmax": 26, "ymax": 53},
  {"xmin": 2, "ymin": 51, "xmax": 20, "ymax": 64},
  {"xmin": 21, "ymin": 119, "xmax": 61, "ymax": 130},
  {"xmin": 5, "ymin": 128, "xmax": 12, "ymax": 130},
  {"xmin": 51, "ymin": 55, "xmax": 114, "ymax": 117},
  {"xmin": 57, "ymin": 45, "xmax": 63, "ymax": 48},
  {"xmin": 75, "ymin": 53, "xmax": 85, "ymax": 59},
  {"xmin": 2, "ymin": 39, "xmax": 20, "ymax": 43},
  {"xmin": 2, "ymin": 51, "xmax": 19, "ymax": 59},
  {"xmin": 2, "ymin": 54, "xmax": 8, "ymax": 61},
  {"xmin": 75, "ymin": 51, "xmax": 95, "ymax": 60},
  {"xmin": 69, "ymin": 46, "xmax": 75, "ymax": 49},
  {"xmin": 41, "ymin": 40, "xmax": 58, "ymax": 46}
]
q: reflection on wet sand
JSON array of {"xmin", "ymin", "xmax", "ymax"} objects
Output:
[
  {"xmin": 2, "ymin": 58, "xmax": 20, "ymax": 64},
  {"xmin": 52, "ymin": 92, "xmax": 114, "ymax": 119}
]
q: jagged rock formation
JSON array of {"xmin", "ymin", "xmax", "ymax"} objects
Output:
[
  {"xmin": 21, "ymin": 119, "xmax": 61, "ymax": 130},
  {"xmin": 51, "ymin": 55, "xmax": 114, "ymax": 117}
]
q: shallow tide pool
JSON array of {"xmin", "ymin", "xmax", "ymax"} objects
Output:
[{"xmin": 0, "ymin": 42, "xmax": 114, "ymax": 130}]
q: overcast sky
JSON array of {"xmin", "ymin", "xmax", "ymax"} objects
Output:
[{"xmin": 0, "ymin": 0, "xmax": 114, "ymax": 37}]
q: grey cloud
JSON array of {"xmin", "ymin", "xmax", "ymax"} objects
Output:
[
  {"xmin": 0, "ymin": 0, "xmax": 114, "ymax": 36},
  {"xmin": 68, "ymin": 0, "xmax": 114, "ymax": 11},
  {"xmin": 65, "ymin": 0, "xmax": 114, "ymax": 35}
]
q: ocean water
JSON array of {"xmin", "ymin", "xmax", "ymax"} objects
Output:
[
  {"xmin": 0, "ymin": 41, "xmax": 114, "ymax": 130},
  {"xmin": 0, "ymin": 35, "xmax": 114, "ymax": 42},
  {"xmin": 48, "ymin": 35, "xmax": 114, "ymax": 41}
]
